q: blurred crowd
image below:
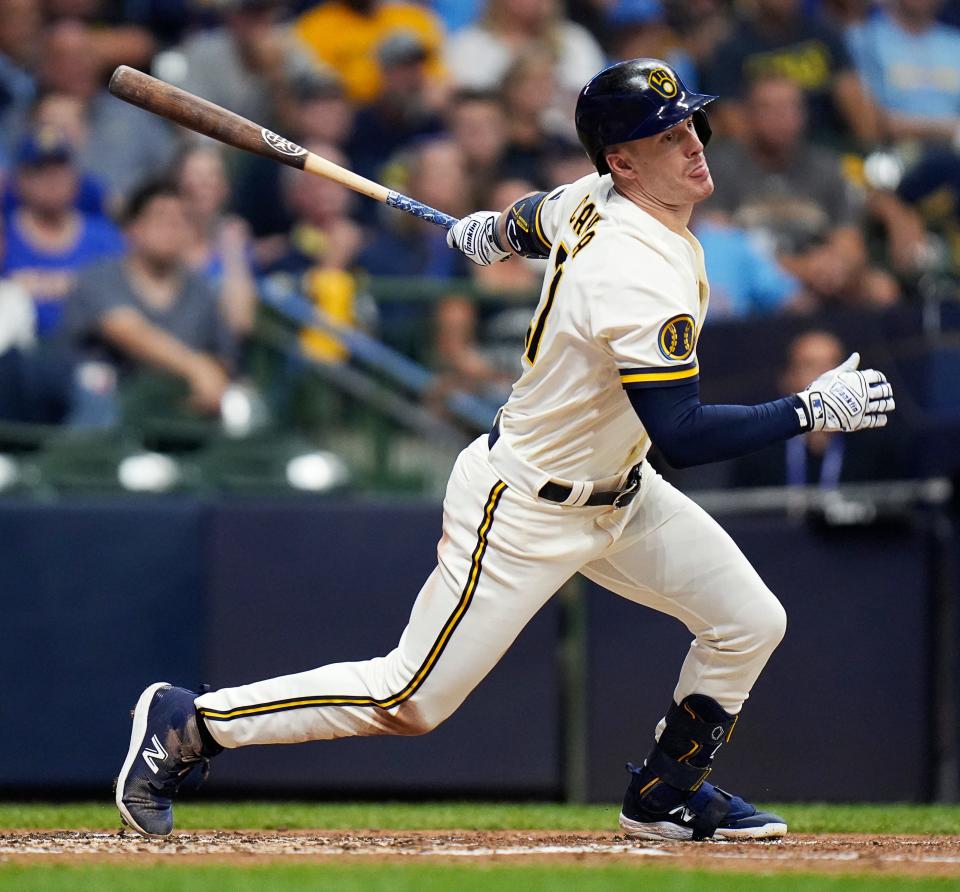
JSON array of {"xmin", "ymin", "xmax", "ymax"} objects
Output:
[{"xmin": 0, "ymin": 0, "xmax": 957, "ymax": 479}]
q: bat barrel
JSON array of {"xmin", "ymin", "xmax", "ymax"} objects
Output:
[
  {"xmin": 109, "ymin": 65, "xmax": 309, "ymax": 170},
  {"xmin": 108, "ymin": 65, "xmax": 459, "ymax": 230}
]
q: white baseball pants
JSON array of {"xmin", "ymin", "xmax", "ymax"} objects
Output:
[{"xmin": 195, "ymin": 435, "xmax": 786, "ymax": 748}]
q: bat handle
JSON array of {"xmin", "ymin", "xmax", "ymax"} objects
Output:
[{"xmin": 385, "ymin": 191, "xmax": 458, "ymax": 230}]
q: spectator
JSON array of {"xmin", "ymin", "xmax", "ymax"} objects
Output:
[
  {"xmin": 359, "ymin": 137, "xmax": 471, "ymax": 355},
  {"xmin": 46, "ymin": 0, "xmax": 156, "ymax": 72},
  {"xmin": 848, "ymin": 0, "xmax": 960, "ymax": 144},
  {"xmin": 347, "ymin": 31, "xmax": 446, "ymax": 181},
  {"xmin": 62, "ymin": 180, "xmax": 235, "ymax": 425},
  {"xmin": 360, "ymin": 137, "xmax": 470, "ymax": 278},
  {"xmin": 434, "ymin": 176, "xmax": 543, "ymax": 402},
  {"xmin": 819, "ymin": 0, "xmax": 875, "ymax": 30},
  {"xmin": 603, "ymin": 0, "xmax": 699, "ymax": 90},
  {"xmin": 499, "ymin": 50, "xmax": 566, "ymax": 184},
  {"xmin": 541, "ymin": 136, "xmax": 595, "ymax": 188},
  {"xmin": 445, "ymin": 89, "xmax": 510, "ymax": 207},
  {"xmin": 3, "ymin": 91, "xmax": 111, "ymax": 219},
  {"xmin": 0, "ymin": 268, "xmax": 75, "ymax": 424},
  {"xmin": 730, "ymin": 330, "xmax": 907, "ymax": 486},
  {"xmin": 0, "ymin": 0, "xmax": 40, "ymax": 154},
  {"xmin": 234, "ymin": 69, "xmax": 354, "ymax": 243},
  {"xmin": 178, "ymin": 0, "xmax": 316, "ymax": 129},
  {"xmin": 268, "ymin": 143, "xmax": 365, "ymax": 363},
  {"xmin": 285, "ymin": 70, "xmax": 356, "ymax": 149},
  {"xmin": 294, "ymin": 0, "xmax": 446, "ymax": 104},
  {"xmin": 174, "ymin": 145, "xmax": 257, "ymax": 338},
  {"xmin": 37, "ymin": 20, "xmax": 177, "ymax": 200},
  {"xmin": 1, "ymin": 130, "xmax": 124, "ymax": 338},
  {"xmin": 701, "ymin": 0, "xmax": 879, "ymax": 147},
  {"xmin": 869, "ymin": 146, "xmax": 960, "ymax": 280},
  {"xmin": 706, "ymin": 74, "xmax": 898, "ymax": 308},
  {"xmin": 693, "ymin": 216, "xmax": 806, "ymax": 317},
  {"xmin": 446, "ymin": 0, "xmax": 604, "ymax": 119},
  {"xmin": 668, "ymin": 0, "xmax": 733, "ymax": 85}
]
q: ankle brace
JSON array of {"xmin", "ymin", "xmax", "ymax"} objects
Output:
[{"xmin": 626, "ymin": 695, "xmax": 737, "ymax": 811}]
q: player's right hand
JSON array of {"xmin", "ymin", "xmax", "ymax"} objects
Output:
[
  {"xmin": 795, "ymin": 352, "xmax": 896, "ymax": 433},
  {"xmin": 446, "ymin": 211, "xmax": 512, "ymax": 266}
]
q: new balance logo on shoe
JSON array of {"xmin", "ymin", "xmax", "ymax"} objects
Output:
[
  {"xmin": 141, "ymin": 734, "xmax": 168, "ymax": 774},
  {"xmin": 669, "ymin": 805, "xmax": 696, "ymax": 824}
]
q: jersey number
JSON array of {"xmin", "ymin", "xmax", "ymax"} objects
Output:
[{"xmin": 524, "ymin": 243, "xmax": 568, "ymax": 365}]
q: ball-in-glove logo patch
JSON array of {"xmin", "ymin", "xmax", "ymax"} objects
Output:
[
  {"xmin": 658, "ymin": 314, "xmax": 696, "ymax": 361},
  {"xmin": 648, "ymin": 68, "xmax": 678, "ymax": 99}
]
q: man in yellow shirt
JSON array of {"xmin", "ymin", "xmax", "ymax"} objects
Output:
[{"xmin": 295, "ymin": 0, "xmax": 446, "ymax": 103}]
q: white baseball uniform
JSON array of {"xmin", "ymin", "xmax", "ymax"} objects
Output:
[{"xmin": 195, "ymin": 173, "xmax": 786, "ymax": 748}]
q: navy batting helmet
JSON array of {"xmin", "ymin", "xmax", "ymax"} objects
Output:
[{"xmin": 575, "ymin": 59, "xmax": 718, "ymax": 176}]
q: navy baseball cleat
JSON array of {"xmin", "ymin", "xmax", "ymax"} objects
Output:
[
  {"xmin": 619, "ymin": 764, "xmax": 787, "ymax": 841},
  {"xmin": 115, "ymin": 682, "xmax": 220, "ymax": 837}
]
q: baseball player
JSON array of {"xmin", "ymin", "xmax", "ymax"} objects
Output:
[{"xmin": 116, "ymin": 59, "xmax": 894, "ymax": 842}]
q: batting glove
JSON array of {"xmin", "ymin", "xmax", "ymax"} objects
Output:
[
  {"xmin": 446, "ymin": 211, "xmax": 512, "ymax": 266},
  {"xmin": 795, "ymin": 352, "xmax": 896, "ymax": 432}
]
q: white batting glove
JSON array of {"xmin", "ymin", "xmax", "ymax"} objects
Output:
[
  {"xmin": 795, "ymin": 352, "xmax": 896, "ymax": 432},
  {"xmin": 446, "ymin": 211, "xmax": 512, "ymax": 266}
]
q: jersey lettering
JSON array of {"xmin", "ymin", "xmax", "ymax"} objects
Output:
[
  {"xmin": 524, "ymin": 194, "xmax": 604, "ymax": 365},
  {"xmin": 525, "ymin": 243, "xmax": 568, "ymax": 364},
  {"xmin": 569, "ymin": 196, "xmax": 601, "ymax": 236},
  {"xmin": 571, "ymin": 230, "xmax": 596, "ymax": 259}
]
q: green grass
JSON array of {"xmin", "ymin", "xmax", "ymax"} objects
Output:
[
  {"xmin": 0, "ymin": 864, "xmax": 957, "ymax": 892},
  {"xmin": 5, "ymin": 802, "xmax": 960, "ymax": 891},
  {"xmin": 2, "ymin": 800, "xmax": 960, "ymax": 834}
]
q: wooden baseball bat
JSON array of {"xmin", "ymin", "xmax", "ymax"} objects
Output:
[{"xmin": 107, "ymin": 65, "xmax": 458, "ymax": 229}]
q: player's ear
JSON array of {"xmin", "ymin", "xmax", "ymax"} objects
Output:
[{"xmin": 606, "ymin": 147, "xmax": 632, "ymax": 177}]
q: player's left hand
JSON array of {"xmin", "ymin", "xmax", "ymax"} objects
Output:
[
  {"xmin": 795, "ymin": 352, "xmax": 896, "ymax": 432},
  {"xmin": 446, "ymin": 211, "xmax": 512, "ymax": 266}
]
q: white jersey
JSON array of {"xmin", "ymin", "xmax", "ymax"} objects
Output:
[{"xmin": 498, "ymin": 172, "xmax": 710, "ymax": 483}]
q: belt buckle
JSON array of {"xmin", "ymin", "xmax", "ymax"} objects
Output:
[{"xmin": 612, "ymin": 464, "xmax": 642, "ymax": 509}]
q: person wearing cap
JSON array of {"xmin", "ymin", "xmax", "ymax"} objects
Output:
[
  {"xmin": 294, "ymin": 0, "xmax": 446, "ymax": 104},
  {"xmin": 232, "ymin": 68, "xmax": 355, "ymax": 249},
  {"xmin": 1, "ymin": 129, "xmax": 123, "ymax": 337},
  {"xmin": 347, "ymin": 30, "xmax": 446, "ymax": 181},
  {"xmin": 3, "ymin": 91, "xmax": 111, "ymax": 219}
]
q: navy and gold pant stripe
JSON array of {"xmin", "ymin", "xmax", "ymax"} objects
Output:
[
  {"xmin": 199, "ymin": 480, "xmax": 508, "ymax": 723},
  {"xmin": 620, "ymin": 360, "xmax": 699, "ymax": 390}
]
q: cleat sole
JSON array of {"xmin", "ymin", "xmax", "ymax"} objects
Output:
[{"xmin": 619, "ymin": 812, "xmax": 787, "ymax": 842}]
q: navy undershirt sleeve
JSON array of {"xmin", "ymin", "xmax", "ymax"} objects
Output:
[{"xmin": 628, "ymin": 377, "xmax": 807, "ymax": 469}]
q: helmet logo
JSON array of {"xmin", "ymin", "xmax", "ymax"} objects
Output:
[{"xmin": 648, "ymin": 68, "xmax": 678, "ymax": 99}]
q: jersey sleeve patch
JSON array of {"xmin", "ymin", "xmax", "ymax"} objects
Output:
[
  {"xmin": 620, "ymin": 359, "xmax": 700, "ymax": 390},
  {"xmin": 658, "ymin": 314, "xmax": 697, "ymax": 361}
]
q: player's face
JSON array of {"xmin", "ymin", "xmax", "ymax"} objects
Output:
[{"xmin": 608, "ymin": 117, "xmax": 714, "ymax": 207}]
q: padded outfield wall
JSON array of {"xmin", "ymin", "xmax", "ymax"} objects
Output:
[{"xmin": 0, "ymin": 495, "xmax": 952, "ymax": 801}]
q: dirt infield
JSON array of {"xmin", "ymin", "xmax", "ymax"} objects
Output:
[{"xmin": 3, "ymin": 830, "xmax": 960, "ymax": 876}]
